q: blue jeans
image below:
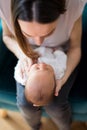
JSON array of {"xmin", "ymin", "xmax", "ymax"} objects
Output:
[{"xmin": 16, "ymin": 67, "xmax": 78, "ymax": 130}]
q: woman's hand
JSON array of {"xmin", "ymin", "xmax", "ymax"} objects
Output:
[
  {"xmin": 54, "ymin": 78, "xmax": 66, "ymax": 96},
  {"xmin": 19, "ymin": 56, "xmax": 37, "ymax": 79}
]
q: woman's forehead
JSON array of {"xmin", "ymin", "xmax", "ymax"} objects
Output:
[{"xmin": 18, "ymin": 20, "xmax": 57, "ymax": 37}]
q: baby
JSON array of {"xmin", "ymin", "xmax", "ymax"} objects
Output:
[
  {"xmin": 25, "ymin": 63, "xmax": 56, "ymax": 106},
  {"xmin": 14, "ymin": 47, "xmax": 67, "ymax": 106}
]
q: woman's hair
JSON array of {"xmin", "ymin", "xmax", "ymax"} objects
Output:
[{"xmin": 11, "ymin": 0, "xmax": 66, "ymax": 59}]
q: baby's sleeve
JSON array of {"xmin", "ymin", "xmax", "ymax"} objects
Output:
[
  {"xmin": 14, "ymin": 60, "xmax": 27, "ymax": 86},
  {"xmin": 53, "ymin": 50, "xmax": 67, "ymax": 79}
]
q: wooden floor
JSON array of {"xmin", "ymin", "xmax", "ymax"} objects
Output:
[{"xmin": 0, "ymin": 110, "xmax": 87, "ymax": 130}]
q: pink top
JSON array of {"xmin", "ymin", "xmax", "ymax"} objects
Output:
[{"xmin": 0, "ymin": 0, "xmax": 87, "ymax": 47}]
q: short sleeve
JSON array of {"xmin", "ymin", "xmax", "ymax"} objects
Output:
[
  {"xmin": 74, "ymin": 0, "xmax": 87, "ymax": 21},
  {"xmin": 0, "ymin": 0, "xmax": 14, "ymax": 35},
  {"xmin": 0, "ymin": 10, "xmax": 1, "ymax": 18},
  {"xmin": 0, "ymin": 9, "xmax": 2, "ymax": 19},
  {"xmin": 0, "ymin": 1, "xmax": 4, "ymax": 19},
  {"xmin": 67, "ymin": 0, "xmax": 87, "ymax": 36}
]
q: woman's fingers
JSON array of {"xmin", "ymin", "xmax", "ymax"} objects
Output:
[
  {"xmin": 54, "ymin": 80, "xmax": 62, "ymax": 96},
  {"xmin": 19, "ymin": 56, "xmax": 38, "ymax": 79},
  {"xmin": 19, "ymin": 57, "xmax": 32, "ymax": 77}
]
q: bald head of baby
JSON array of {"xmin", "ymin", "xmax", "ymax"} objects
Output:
[{"xmin": 24, "ymin": 63, "xmax": 56, "ymax": 106}]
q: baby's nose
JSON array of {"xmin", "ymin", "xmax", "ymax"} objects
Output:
[{"xmin": 39, "ymin": 63, "xmax": 47, "ymax": 69}]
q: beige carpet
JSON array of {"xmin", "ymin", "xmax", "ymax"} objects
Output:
[{"xmin": 0, "ymin": 110, "xmax": 87, "ymax": 130}]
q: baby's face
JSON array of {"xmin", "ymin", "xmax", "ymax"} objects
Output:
[
  {"xmin": 28, "ymin": 63, "xmax": 54, "ymax": 76},
  {"xmin": 25, "ymin": 63, "xmax": 55, "ymax": 106}
]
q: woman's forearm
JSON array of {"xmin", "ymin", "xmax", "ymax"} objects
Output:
[
  {"xmin": 62, "ymin": 16, "xmax": 82, "ymax": 84},
  {"xmin": 3, "ymin": 35, "xmax": 26, "ymax": 59},
  {"xmin": 2, "ymin": 19, "xmax": 26, "ymax": 60},
  {"xmin": 55, "ymin": 47, "xmax": 81, "ymax": 96},
  {"xmin": 62, "ymin": 47, "xmax": 81, "ymax": 84}
]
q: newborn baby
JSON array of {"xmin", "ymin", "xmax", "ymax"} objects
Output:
[
  {"xmin": 14, "ymin": 46, "xmax": 67, "ymax": 106},
  {"xmin": 25, "ymin": 63, "xmax": 56, "ymax": 106}
]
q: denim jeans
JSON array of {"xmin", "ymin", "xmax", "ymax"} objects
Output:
[{"xmin": 16, "ymin": 67, "xmax": 79, "ymax": 130}]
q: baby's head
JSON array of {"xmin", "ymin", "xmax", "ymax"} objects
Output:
[{"xmin": 25, "ymin": 63, "xmax": 56, "ymax": 106}]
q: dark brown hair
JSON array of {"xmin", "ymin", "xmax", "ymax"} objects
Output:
[{"xmin": 11, "ymin": 0, "xmax": 66, "ymax": 59}]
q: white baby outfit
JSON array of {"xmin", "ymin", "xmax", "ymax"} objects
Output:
[{"xmin": 14, "ymin": 47, "xmax": 67, "ymax": 85}]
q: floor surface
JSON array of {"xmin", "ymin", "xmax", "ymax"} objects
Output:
[{"xmin": 0, "ymin": 110, "xmax": 87, "ymax": 130}]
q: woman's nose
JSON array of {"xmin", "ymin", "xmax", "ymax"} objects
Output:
[{"xmin": 34, "ymin": 37, "xmax": 44, "ymax": 45}]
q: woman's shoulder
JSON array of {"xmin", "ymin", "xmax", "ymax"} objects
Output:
[
  {"xmin": 63, "ymin": 0, "xmax": 87, "ymax": 35},
  {"xmin": 66, "ymin": 0, "xmax": 87, "ymax": 12},
  {"xmin": 66, "ymin": 0, "xmax": 87, "ymax": 23},
  {"xmin": 0, "ymin": 0, "xmax": 11, "ymax": 17},
  {"xmin": 0, "ymin": 0, "xmax": 14, "ymax": 34}
]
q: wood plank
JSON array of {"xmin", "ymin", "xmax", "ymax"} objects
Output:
[{"xmin": 0, "ymin": 110, "xmax": 87, "ymax": 130}]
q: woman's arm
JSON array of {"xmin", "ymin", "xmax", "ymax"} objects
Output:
[
  {"xmin": 62, "ymin": 16, "xmax": 82, "ymax": 83},
  {"xmin": 2, "ymin": 20, "xmax": 25, "ymax": 59},
  {"xmin": 2, "ymin": 20, "xmax": 34, "ymax": 78},
  {"xmin": 55, "ymin": 16, "xmax": 82, "ymax": 96}
]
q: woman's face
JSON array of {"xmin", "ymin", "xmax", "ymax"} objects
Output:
[{"xmin": 18, "ymin": 20, "xmax": 57, "ymax": 45}]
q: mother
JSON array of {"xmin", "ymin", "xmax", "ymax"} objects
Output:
[{"xmin": 0, "ymin": 0, "xmax": 87, "ymax": 130}]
